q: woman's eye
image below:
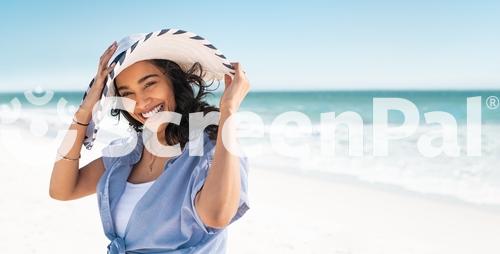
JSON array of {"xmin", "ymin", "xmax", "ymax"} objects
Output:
[
  {"xmin": 122, "ymin": 92, "xmax": 132, "ymax": 97},
  {"xmin": 145, "ymin": 81, "xmax": 156, "ymax": 88}
]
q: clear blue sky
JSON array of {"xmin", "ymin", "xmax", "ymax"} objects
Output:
[{"xmin": 0, "ymin": 0, "xmax": 499, "ymax": 92}]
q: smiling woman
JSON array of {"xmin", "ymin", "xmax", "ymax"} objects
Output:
[
  {"xmin": 111, "ymin": 59, "xmax": 220, "ymax": 149},
  {"xmin": 49, "ymin": 28, "xmax": 251, "ymax": 254}
]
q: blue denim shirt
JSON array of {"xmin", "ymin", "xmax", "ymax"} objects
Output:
[{"xmin": 96, "ymin": 130, "xmax": 250, "ymax": 253}]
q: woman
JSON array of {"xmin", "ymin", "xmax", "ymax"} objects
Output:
[{"xmin": 49, "ymin": 29, "xmax": 250, "ymax": 253}]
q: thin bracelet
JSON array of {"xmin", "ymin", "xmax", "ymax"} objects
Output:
[
  {"xmin": 56, "ymin": 151, "xmax": 81, "ymax": 161},
  {"xmin": 72, "ymin": 116, "xmax": 89, "ymax": 126}
]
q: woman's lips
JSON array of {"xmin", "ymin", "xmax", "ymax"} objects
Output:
[{"xmin": 137, "ymin": 103, "xmax": 164, "ymax": 122}]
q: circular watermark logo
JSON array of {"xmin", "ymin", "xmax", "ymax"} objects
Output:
[{"xmin": 485, "ymin": 96, "xmax": 499, "ymax": 110}]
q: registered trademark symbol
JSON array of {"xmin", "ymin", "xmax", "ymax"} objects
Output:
[{"xmin": 486, "ymin": 96, "xmax": 499, "ymax": 110}]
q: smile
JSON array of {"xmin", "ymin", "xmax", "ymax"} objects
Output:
[{"xmin": 141, "ymin": 103, "xmax": 164, "ymax": 119}]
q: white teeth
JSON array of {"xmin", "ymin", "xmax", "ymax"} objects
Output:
[{"xmin": 141, "ymin": 104, "xmax": 163, "ymax": 118}]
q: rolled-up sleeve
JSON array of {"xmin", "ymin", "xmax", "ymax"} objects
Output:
[
  {"xmin": 101, "ymin": 136, "xmax": 141, "ymax": 171},
  {"xmin": 188, "ymin": 150, "xmax": 251, "ymax": 234}
]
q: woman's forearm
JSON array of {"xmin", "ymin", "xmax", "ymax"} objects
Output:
[
  {"xmin": 48, "ymin": 108, "xmax": 91, "ymax": 200},
  {"xmin": 195, "ymin": 107, "xmax": 242, "ymax": 227}
]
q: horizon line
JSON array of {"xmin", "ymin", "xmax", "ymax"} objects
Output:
[{"xmin": 0, "ymin": 87, "xmax": 499, "ymax": 94}]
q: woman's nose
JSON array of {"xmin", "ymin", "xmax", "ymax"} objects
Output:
[{"xmin": 136, "ymin": 96, "xmax": 152, "ymax": 112}]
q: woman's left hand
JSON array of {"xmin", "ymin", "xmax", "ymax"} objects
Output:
[{"xmin": 220, "ymin": 62, "xmax": 250, "ymax": 113}]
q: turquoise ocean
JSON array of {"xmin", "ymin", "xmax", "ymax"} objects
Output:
[{"xmin": 1, "ymin": 90, "xmax": 499, "ymax": 207}]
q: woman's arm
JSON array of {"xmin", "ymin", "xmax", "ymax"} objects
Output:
[
  {"xmin": 195, "ymin": 62, "xmax": 250, "ymax": 228},
  {"xmin": 49, "ymin": 107, "xmax": 108, "ymax": 200},
  {"xmin": 49, "ymin": 41, "xmax": 117, "ymax": 201}
]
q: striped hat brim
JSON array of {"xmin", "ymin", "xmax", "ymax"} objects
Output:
[{"xmin": 104, "ymin": 28, "xmax": 235, "ymax": 97}]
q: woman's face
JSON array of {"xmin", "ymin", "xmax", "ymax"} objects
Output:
[{"xmin": 115, "ymin": 60, "xmax": 176, "ymax": 125}]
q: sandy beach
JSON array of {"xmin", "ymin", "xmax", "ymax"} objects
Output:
[
  {"xmin": 228, "ymin": 167, "xmax": 500, "ymax": 254},
  {"xmin": 1, "ymin": 126, "xmax": 500, "ymax": 254}
]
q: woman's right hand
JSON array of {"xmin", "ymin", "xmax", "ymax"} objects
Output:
[{"xmin": 78, "ymin": 41, "xmax": 118, "ymax": 120}]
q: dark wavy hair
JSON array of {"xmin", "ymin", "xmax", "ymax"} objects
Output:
[{"xmin": 110, "ymin": 59, "xmax": 220, "ymax": 149}]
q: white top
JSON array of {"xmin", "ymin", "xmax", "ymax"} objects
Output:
[{"xmin": 112, "ymin": 179, "xmax": 156, "ymax": 238}]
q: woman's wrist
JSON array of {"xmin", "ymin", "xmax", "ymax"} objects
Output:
[
  {"xmin": 219, "ymin": 105, "xmax": 238, "ymax": 115},
  {"xmin": 74, "ymin": 107, "xmax": 92, "ymax": 125}
]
